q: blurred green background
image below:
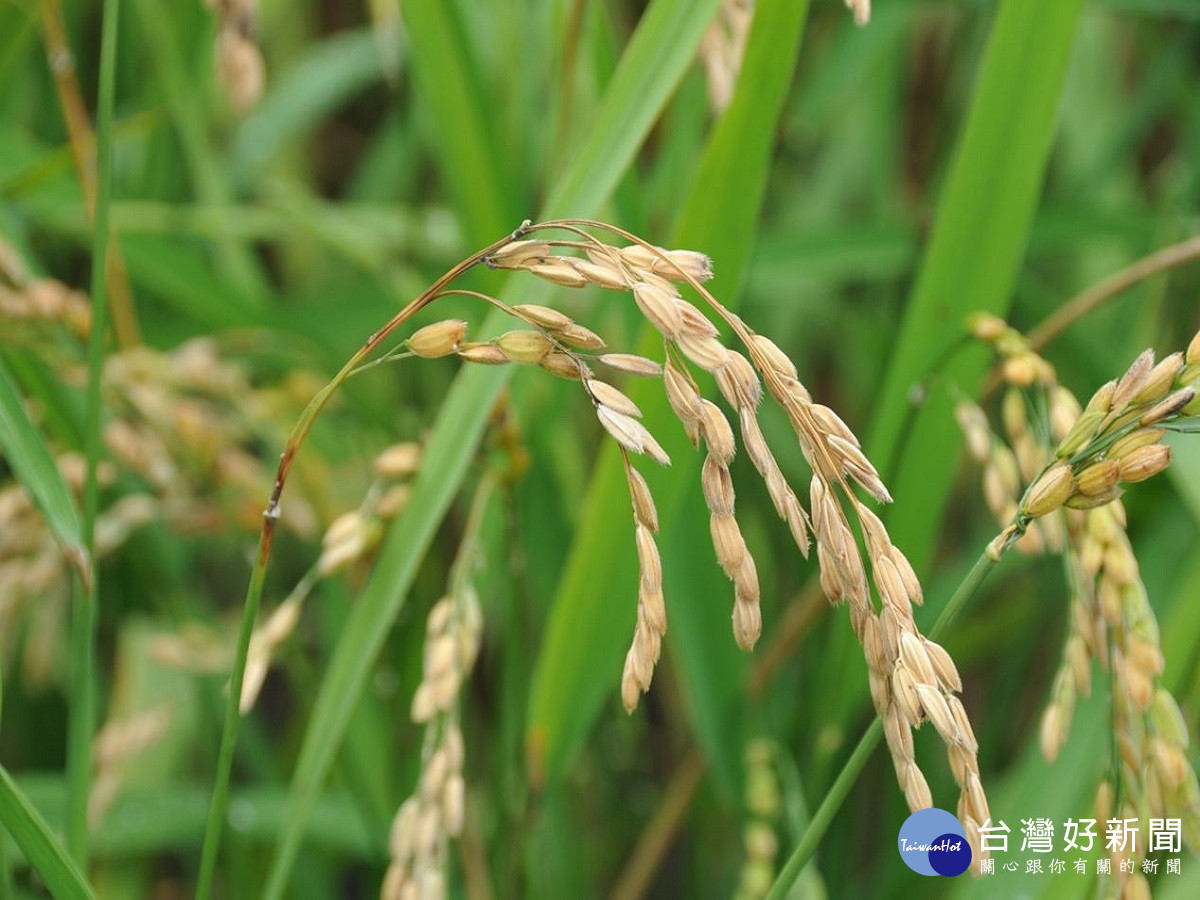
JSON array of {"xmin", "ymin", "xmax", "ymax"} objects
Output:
[{"xmin": 1, "ymin": 0, "xmax": 1199, "ymax": 897}]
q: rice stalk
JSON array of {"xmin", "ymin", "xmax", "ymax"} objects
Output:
[
  {"xmin": 36, "ymin": 0, "xmax": 140, "ymax": 347},
  {"xmin": 736, "ymin": 739, "xmax": 784, "ymax": 900},
  {"xmin": 68, "ymin": 0, "xmax": 119, "ymax": 865},
  {"xmin": 196, "ymin": 223, "xmax": 526, "ymax": 899},
  {"xmin": 502, "ymin": 220, "xmax": 988, "ymax": 850},
  {"xmin": 959, "ymin": 317, "xmax": 1200, "ymax": 892},
  {"xmin": 699, "ymin": 0, "xmax": 753, "ymax": 113},
  {"xmin": 381, "ymin": 472, "xmax": 491, "ymax": 900},
  {"xmin": 202, "ymin": 217, "xmax": 988, "ymax": 889}
]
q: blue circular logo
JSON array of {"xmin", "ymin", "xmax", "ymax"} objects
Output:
[{"xmin": 897, "ymin": 808, "xmax": 971, "ymax": 877}]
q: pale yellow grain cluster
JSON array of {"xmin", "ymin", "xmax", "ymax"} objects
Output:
[
  {"xmin": 382, "ymin": 719, "xmax": 467, "ymax": 900},
  {"xmin": 0, "ymin": 279, "xmax": 347, "ymax": 705},
  {"xmin": 1045, "ymin": 503, "xmax": 1200, "ymax": 876},
  {"xmin": 0, "ymin": 459, "xmax": 153, "ymax": 687},
  {"xmin": 239, "ymin": 595, "xmax": 302, "ymax": 713},
  {"xmin": 411, "ymin": 289, "xmax": 683, "ymax": 711},
  {"xmin": 0, "ymin": 270, "xmax": 91, "ymax": 344},
  {"xmin": 101, "ymin": 339, "xmax": 323, "ymax": 536},
  {"xmin": 961, "ymin": 316, "xmax": 1200, "ymax": 877},
  {"xmin": 487, "ymin": 232, "xmax": 772, "ymax": 709},
  {"xmin": 735, "ymin": 739, "xmax": 783, "ymax": 900},
  {"xmin": 0, "ymin": 467, "xmax": 77, "ymax": 685},
  {"xmin": 146, "ymin": 439, "xmax": 424, "ymax": 713},
  {"xmin": 1, "ymin": 440, "xmax": 175, "ymax": 823},
  {"xmin": 955, "ymin": 382, "xmax": 1076, "ymax": 554},
  {"xmin": 664, "ymin": 353, "xmax": 764, "ymax": 651},
  {"xmin": 317, "ymin": 442, "xmax": 420, "ymax": 576},
  {"xmin": 383, "ymin": 584, "xmax": 482, "ymax": 900},
  {"xmin": 591, "ymin": 376, "xmax": 671, "ymax": 465},
  {"xmin": 846, "ymin": 495, "xmax": 990, "ymax": 870},
  {"xmin": 963, "ymin": 316, "xmax": 1197, "ymax": 556},
  {"xmin": 619, "ymin": 458, "xmax": 668, "ymax": 711},
  {"xmin": 207, "ymin": 0, "xmax": 265, "ymax": 113},
  {"xmin": 699, "ymin": 0, "xmax": 754, "ymax": 113},
  {"xmin": 483, "ymin": 225, "xmax": 986, "ymax": 843},
  {"xmin": 742, "ymin": 319, "xmax": 987, "ymax": 863},
  {"xmin": 410, "ymin": 589, "xmax": 483, "ymax": 723},
  {"xmin": 409, "ymin": 307, "xmax": 612, "ymax": 384},
  {"xmin": 382, "ymin": 468, "xmax": 491, "ymax": 900},
  {"xmin": 490, "ymin": 232, "xmax": 773, "ymax": 701},
  {"xmin": 89, "ymin": 705, "xmax": 172, "ymax": 825},
  {"xmin": 845, "ymin": 0, "xmax": 872, "ymax": 26}
]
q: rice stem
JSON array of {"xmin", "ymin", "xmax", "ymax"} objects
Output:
[
  {"xmin": 765, "ymin": 547, "xmax": 1001, "ymax": 899},
  {"xmin": 38, "ymin": 0, "xmax": 140, "ymax": 347},
  {"xmin": 66, "ymin": 0, "xmax": 119, "ymax": 867},
  {"xmin": 195, "ymin": 223, "xmax": 531, "ymax": 898},
  {"xmin": 1027, "ymin": 234, "xmax": 1200, "ymax": 353}
]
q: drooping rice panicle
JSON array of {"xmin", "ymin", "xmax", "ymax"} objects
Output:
[{"xmin": 960, "ymin": 317, "xmax": 1200, "ymax": 884}]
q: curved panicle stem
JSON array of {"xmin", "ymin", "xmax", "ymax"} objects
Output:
[{"xmin": 195, "ymin": 221, "xmax": 531, "ymax": 900}]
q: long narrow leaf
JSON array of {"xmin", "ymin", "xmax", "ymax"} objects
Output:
[
  {"xmin": 400, "ymin": 5, "xmax": 517, "ymax": 243},
  {"xmin": 540, "ymin": 0, "xmax": 717, "ymax": 218},
  {"xmin": 0, "ymin": 358, "xmax": 87, "ymax": 578},
  {"xmin": 866, "ymin": 0, "xmax": 1086, "ymax": 572},
  {"xmin": 768, "ymin": 3, "xmax": 1087, "ymax": 893},
  {"xmin": 0, "ymin": 765, "xmax": 93, "ymax": 900},
  {"xmin": 130, "ymin": 0, "xmax": 267, "ymax": 300}
]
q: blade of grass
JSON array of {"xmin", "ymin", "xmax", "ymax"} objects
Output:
[
  {"xmin": 0, "ymin": 7, "xmax": 36, "ymax": 84},
  {"xmin": 130, "ymin": 0, "xmax": 267, "ymax": 302},
  {"xmin": 13, "ymin": 778, "xmax": 377, "ymax": 860},
  {"xmin": 527, "ymin": 0, "xmax": 811, "ymax": 792},
  {"xmin": 65, "ymin": 0, "xmax": 121, "ymax": 868},
  {"xmin": 38, "ymin": 0, "xmax": 139, "ymax": 347},
  {"xmin": 400, "ymin": 5, "xmax": 517, "ymax": 243},
  {"xmin": 0, "ymin": 358, "xmax": 86, "ymax": 575},
  {"xmin": 866, "ymin": 0, "xmax": 1086, "ymax": 572},
  {"xmin": 232, "ymin": 30, "xmax": 389, "ymax": 184},
  {"xmin": 770, "ymin": 1, "xmax": 1086, "ymax": 888},
  {"xmin": 0, "ymin": 766, "xmax": 93, "ymax": 900},
  {"xmin": 539, "ymin": 0, "xmax": 718, "ymax": 219},
  {"xmin": 254, "ymin": 2, "xmax": 723, "ymax": 895}
]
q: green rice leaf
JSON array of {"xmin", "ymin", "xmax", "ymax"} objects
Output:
[
  {"xmin": 866, "ymin": 0, "xmax": 1086, "ymax": 573},
  {"xmin": 0, "ymin": 358, "xmax": 88, "ymax": 582},
  {"xmin": 0, "ymin": 764, "xmax": 93, "ymax": 900}
]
